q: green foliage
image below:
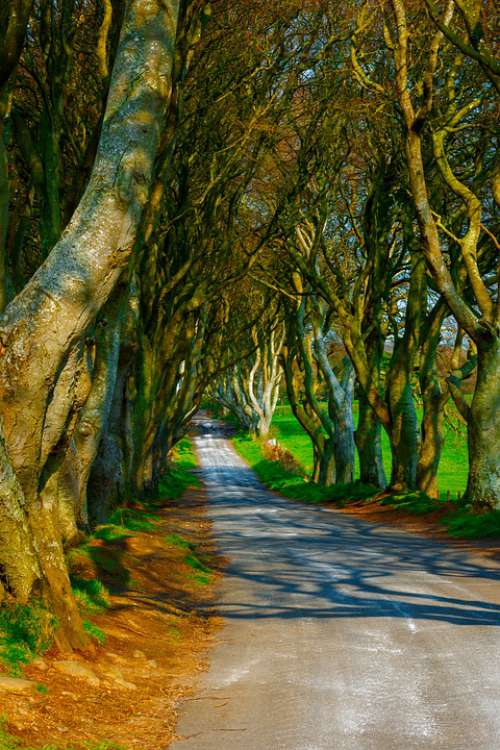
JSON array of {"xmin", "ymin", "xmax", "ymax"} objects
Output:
[
  {"xmin": 0, "ymin": 719, "xmax": 123, "ymax": 749},
  {"xmin": 71, "ymin": 577, "xmax": 110, "ymax": 614},
  {"xmin": 441, "ymin": 510, "xmax": 500, "ymax": 539},
  {"xmin": 0, "ymin": 604, "xmax": 55, "ymax": 675},
  {"xmin": 82, "ymin": 620, "xmax": 106, "ymax": 645}
]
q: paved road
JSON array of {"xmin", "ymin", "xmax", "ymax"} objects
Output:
[{"xmin": 170, "ymin": 420, "xmax": 500, "ymax": 750}]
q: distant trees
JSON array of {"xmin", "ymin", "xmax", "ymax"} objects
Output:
[{"xmin": 242, "ymin": 0, "xmax": 498, "ymax": 508}]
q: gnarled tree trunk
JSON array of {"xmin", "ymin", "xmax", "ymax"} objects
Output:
[{"xmin": 0, "ymin": 0, "xmax": 181, "ymax": 648}]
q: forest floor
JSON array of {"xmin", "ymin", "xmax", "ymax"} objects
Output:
[{"xmin": 0, "ymin": 482, "xmax": 222, "ymax": 750}]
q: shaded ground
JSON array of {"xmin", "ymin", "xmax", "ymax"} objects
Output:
[
  {"xmin": 171, "ymin": 419, "xmax": 500, "ymax": 750},
  {"xmin": 0, "ymin": 489, "xmax": 220, "ymax": 750},
  {"xmin": 336, "ymin": 500, "xmax": 500, "ymax": 563}
]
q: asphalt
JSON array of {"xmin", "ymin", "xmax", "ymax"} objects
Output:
[{"xmin": 169, "ymin": 419, "xmax": 500, "ymax": 750}]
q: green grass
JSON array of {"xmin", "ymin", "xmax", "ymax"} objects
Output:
[
  {"xmin": 82, "ymin": 620, "xmax": 106, "ymax": 645},
  {"xmin": 271, "ymin": 403, "xmax": 468, "ymax": 500},
  {"xmin": 233, "ymin": 433, "xmax": 376, "ymax": 505},
  {"xmin": 164, "ymin": 533, "xmax": 195, "ymax": 551},
  {"xmin": 0, "ymin": 604, "xmax": 55, "ymax": 675},
  {"xmin": 0, "ymin": 719, "xmax": 123, "ymax": 750},
  {"xmin": 233, "ymin": 404, "xmax": 500, "ymax": 540},
  {"xmin": 441, "ymin": 510, "xmax": 500, "ymax": 539},
  {"xmin": 158, "ymin": 437, "xmax": 200, "ymax": 499},
  {"xmin": 70, "ymin": 577, "xmax": 110, "ymax": 614},
  {"xmin": 163, "ymin": 533, "xmax": 213, "ymax": 587}
]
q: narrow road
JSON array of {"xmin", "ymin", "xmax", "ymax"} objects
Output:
[{"xmin": 170, "ymin": 420, "xmax": 500, "ymax": 750}]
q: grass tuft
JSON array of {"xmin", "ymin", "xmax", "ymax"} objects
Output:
[
  {"xmin": 441, "ymin": 510, "xmax": 500, "ymax": 539},
  {"xmin": 164, "ymin": 533, "xmax": 195, "ymax": 551},
  {"xmin": 82, "ymin": 620, "xmax": 106, "ymax": 645},
  {"xmin": 0, "ymin": 604, "xmax": 55, "ymax": 675},
  {"xmin": 71, "ymin": 577, "xmax": 110, "ymax": 614}
]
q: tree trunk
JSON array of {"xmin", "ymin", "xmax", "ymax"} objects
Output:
[
  {"xmin": 75, "ymin": 293, "xmax": 124, "ymax": 525},
  {"xmin": 0, "ymin": 105, "xmax": 9, "ymax": 312},
  {"xmin": 466, "ymin": 339, "xmax": 500, "ymax": 510},
  {"xmin": 0, "ymin": 0, "xmax": 180, "ymax": 647},
  {"xmin": 334, "ymin": 418, "xmax": 355, "ymax": 484},
  {"xmin": 318, "ymin": 440, "xmax": 336, "ymax": 486},
  {"xmin": 387, "ymin": 378, "xmax": 419, "ymax": 492},
  {"xmin": 417, "ymin": 381, "xmax": 445, "ymax": 499},
  {"xmin": 0, "ymin": 427, "xmax": 40, "ymax": 601},
  {"xmin": 355, "ymin": 393, "xmax": 386, "ymax": 488}
]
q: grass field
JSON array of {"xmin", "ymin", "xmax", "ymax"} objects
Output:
[
  {"xmin": 270, "ymin": 403, "xmax": 468, "ymax": 500},
  {"xmin": 232, "ymin": 406, "xmax": 500, "ymax": 539}
]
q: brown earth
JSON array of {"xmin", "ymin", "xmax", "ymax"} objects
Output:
[{"xmin": 0, "ymin": 487, "xmax": 221, "ymax": 750}]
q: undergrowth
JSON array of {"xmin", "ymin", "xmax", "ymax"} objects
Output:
[
  {"xmin": 163, "ymin": 533, "xmax": 213, "ymax": 586},
  {"xmin": 0, "ymin": 605, "xmax": 55, "ymax": 676}
]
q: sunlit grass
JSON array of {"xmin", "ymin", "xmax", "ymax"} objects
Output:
[
  {"xmin": 271, "ymin": 402, "xmax": 468, "ymax": 499},
  {"xmin": 233, "ymin": 405, "xmax": 500, "ymax": 540}
]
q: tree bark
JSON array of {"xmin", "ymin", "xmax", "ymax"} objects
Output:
[
  {"xmin": 0, "ymin": 0, "xmax": 181, "ymax": 647},
  {"xmin": 355, "ymin": 393, "xmax": 386, "ymax": 488},
  {"xmin": 465, "ymin": 340, "xmax": 500, "ymax": 510}
]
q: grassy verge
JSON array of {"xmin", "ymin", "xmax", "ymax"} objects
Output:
[
  {"xmin": 271, "ymin": 403, "xmax": 469, "ymax": 501},
  {"xmin": 163, "ymin": 533, "xmax": 214, "ymax": 586},
  {"xmin": 233, "ymin": 431, "xmax": 500, "ymax": 540},
  {"xmin": 0, "ymin": 438, "xmax": 199, "ymax": 676},
  {"xmin": 233, "ymin": 433, "xmax": 376, "ymax": 504}
]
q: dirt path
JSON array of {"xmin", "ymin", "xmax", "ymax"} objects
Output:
[{"xmin": 170, "ymin": 419, "xmax": 500, "ymax": 750}]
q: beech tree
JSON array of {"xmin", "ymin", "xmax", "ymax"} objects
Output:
[
  {"xmin": 356, "ymin": 0, "xmax": 499, "ymax": 508},
  {"xmin": 0, "ymin": 0, "xmax": 182, "ymax": 648}
]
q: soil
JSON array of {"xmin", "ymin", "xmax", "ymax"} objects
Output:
[{"xmin": 0, "ymin": 486, "xmax": 221, "ymax": 750}]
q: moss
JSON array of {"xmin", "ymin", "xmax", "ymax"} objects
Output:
[{"xmin": 0, "ymin": 604, "xmax": 55, "ymax": 675}]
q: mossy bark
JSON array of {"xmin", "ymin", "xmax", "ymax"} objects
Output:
[
  {"xmin": 355, "ymin": 393, "xmax": 386, "ymax": 488},
  {"xmin": 0, "ymin": 0, "xmax": 180, "ymax": 647},
  {"xmin": 466, "ymin": 340, "xmax": 500, "ymax": 510}
]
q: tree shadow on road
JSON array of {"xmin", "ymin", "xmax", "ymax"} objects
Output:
[{"xmin": 196, "ymin": 464, "xmax": 500, "ymax": 628}]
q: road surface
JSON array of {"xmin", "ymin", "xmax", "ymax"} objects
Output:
[{"xmin": 170, "ymin": 419, "xmax": 500, "ymax": 750}]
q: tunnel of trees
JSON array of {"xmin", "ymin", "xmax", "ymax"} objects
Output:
[{"xmin": 0, "ymin": 0, "xmax": 498, "ymax": 649}]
